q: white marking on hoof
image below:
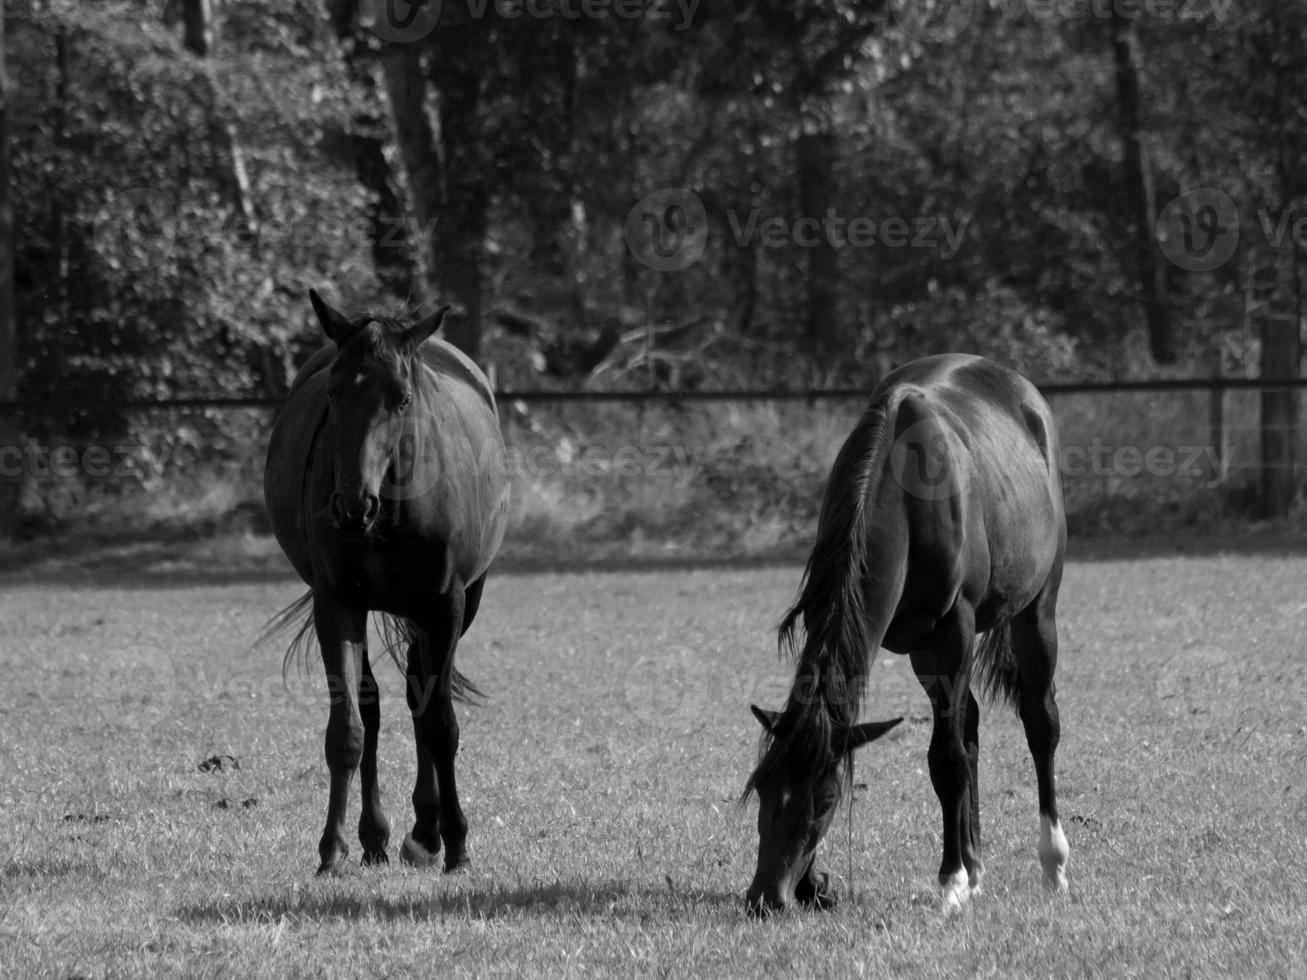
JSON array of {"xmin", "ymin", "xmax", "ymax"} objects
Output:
[
  {"xmin": 1038, "ymin": 816, "xmax": 1069, "ymax": 893},
  {"xmin": 399, "ymin": 833, "xmax": 440, "ymax": 868},
  {"xmin": 940, "ymin": 869, "xmax": 971, "ymax": 914},
  {"xmin": 968, "ymin": 863, "xmax": 985, "ymax": 898}
]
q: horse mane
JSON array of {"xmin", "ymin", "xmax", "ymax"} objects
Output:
[
  {"xmin": 337, "ymin": 315, "xmax": 410, "ymax": 360},
  {"xmin": 744, "ymin": 391, "xmax": 903, "ymax": 799}
]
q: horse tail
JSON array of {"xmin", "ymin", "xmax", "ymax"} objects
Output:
[
  {"xmin": 257, "ymin": 589, "xmax": 318, "ymax": 680},
  {"xmin": 973, "ymin": 619, "xmax": 1021, "ymax": 710},
  {"xmin": 258, "ymin": 592, "xmax": 484, "ymax": 705},
  {"xmin": 375, "ymin": 612, "xmax": 486, "ymax": 705}
]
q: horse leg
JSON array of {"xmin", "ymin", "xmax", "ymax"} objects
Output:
[
  {"xmin": 910, "ymin": 603, "xmax": 978, "ymax": 913},
  {"xmin": 314, "ymin": 594, "xmax": 368, "ymax": 875},
  {"xmin": 357, "ymin": 650, "xmax": 390, "ymax": 865},
  {"xmin": 1011, "ymin": 581, "xmax": 1070, "ymax": 892},
  {"xmin": 963, "ymin": 687, "xmax": 984, "ymax": 896},
  {"xmin": 421, "ymin": 587, "xmax": 471, "ymax": 872},
  {"xmin": 400, "ymin": 639, "xmax": 442, "ymax": 868},
  {"xmin": 461, "ymin": 575, "xmax": 485, "ymax": 636}
]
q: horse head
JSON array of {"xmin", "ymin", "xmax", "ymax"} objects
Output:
[
  {"xmin": 744, "ymin": 704, "xmax": 901, "ymax": 915},
  {"xmin": 309, "ymin": 289, "xmax": 450, "ymax": 539}
]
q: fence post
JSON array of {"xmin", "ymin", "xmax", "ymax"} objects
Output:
[{"xmin": 1209, "ymin": 350, "xmax": 1224, "ymax": 485}]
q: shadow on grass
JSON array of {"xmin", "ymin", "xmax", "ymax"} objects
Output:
[
  {"xmin": 1, "ymin": 856, "xmax": 101, "ymax": 880},
  {"xmin": 175, "ymin": 878, "xmax": 740, "ymax": 924}
]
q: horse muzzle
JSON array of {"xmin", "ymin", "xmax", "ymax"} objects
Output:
[
  {"xmin": 330, "ymin": 491, "xmax": 381, "ymax": 538},
  {"xmin": 745, "ymin": 882, "xmax": 790, "ymax": 918}
]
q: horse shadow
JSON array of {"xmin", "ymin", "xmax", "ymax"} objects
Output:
[{"xmin": 175, "ymin": 878, "xmax": 742, "ymax": 925}]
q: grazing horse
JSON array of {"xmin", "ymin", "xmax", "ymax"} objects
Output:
[
  {"xmin": 744, "ymin": 354, "xmax": 1068, "ymax": 915},
  {"xmin": 263, "ymin": 290, "xmax": 510, "ymax": 875}
]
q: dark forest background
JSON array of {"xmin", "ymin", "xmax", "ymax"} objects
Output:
[{"xmin": 2, "ymin": 0, "xmax": 1305, "ymax": 551}]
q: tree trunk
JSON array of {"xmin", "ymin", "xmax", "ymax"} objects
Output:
[
  {"xmin": 434, "ymin": 68, "xmax": 487, "ymax": 361},
  {"xmin": 182, "ymin": 0, "xmax": 212, "ymax": 57},
  {"xmin": 0, "ymin": 5, "xmax": 17, "ymax": 537},
  {"xmin": 381, "ymin": 44, "xmax": 442, "ymax": 291},
  {"xmin": 1254, "ymin": 0, "xmax": 1306, "ymax": 517},
  {"xmin": 797, "ymin": 125, "xmax": 839, "ymax": 381},
  {"xmin": 329, "ymin": 2, "xmax": 422, "ymax": 301},
  {"xmin": 1258, "ymin": 244, "xmax": 1299, "ymax": 516},
  {"xmin": 1110, "ymin": 9, "xmax": 1172, "ymax": 365}
]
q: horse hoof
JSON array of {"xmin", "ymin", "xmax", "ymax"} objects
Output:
[
  {"xmin": 399, "ymin": 833, "xmax": 441, "ymax": 868},
  {"xmin": 317, "ymin": 841, "xmax": 349, "ymax": 876},
  {"xmin": 940, "ymin": 871, "xmax": 971, "ymax": 915},
  {"xmin": 1038, "ymin": 817, "xmax": 1069, "ymax": 894},
  {"xmin": 795, "ymin": 871, "xmax": 837, "ymax": 910},
  {"xmin": 316, "ymin": 857, "xmax": 346, "ymax": 877},
  {"xmin": 1043, "ymin": 868, "xmax": 1069, "ymax": 894},
  {"xmin": 443, "ymin": 851, "xmax": 471, "ymax": 874},
  {"xmin": 361, "ymin": 848, "xmax": 390, "ymax": 867}
]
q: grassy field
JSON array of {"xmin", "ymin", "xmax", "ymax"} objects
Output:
[{"xmin": 1, "ymin": 548, "xmax": 1305, "ymax": 978}]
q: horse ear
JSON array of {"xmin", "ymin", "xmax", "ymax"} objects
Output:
[
  {"xmin": 842, "ymin": 717, "xmax": 904, "ymax": 754},
  {"xmin": 751, "ymin": 704, "xmax": 785, "ymax": 735},
  {"xmin": 401, "ymin": 304, "xmax": 451, "ymax": 353},
  {"xmin": 309, "ymin": 289, "xmax": 352, "ymax": 343}
]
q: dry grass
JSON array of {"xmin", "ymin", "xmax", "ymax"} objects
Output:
[
  {"xmin": 21, "ymin": 387, "xmax": 1295, "ymax": 555},
  {"xmin": 1, "ymin": 549, "xmax": 1305, "ymax": 977}
]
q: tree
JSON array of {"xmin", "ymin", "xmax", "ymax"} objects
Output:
[
  {"xmin": 1109, "ymin": 9, "xmax": 1172, "ymax": 364},
  {"xmin": 0, "ymin": 3, "xmax": 17, "ymax": 538},
  {"xmin": 1247, "ymin": 0, "xmax": 1307, "ymax": 516}
]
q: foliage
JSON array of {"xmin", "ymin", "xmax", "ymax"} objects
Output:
[{"xmin": 7, "ymin": 0, "xmax": 1307, "ymax": 528}]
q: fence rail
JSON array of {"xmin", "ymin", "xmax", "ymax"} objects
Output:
[{"xmin": 1, "ymin": 375, "xmax": 1305, "ymax": 412}]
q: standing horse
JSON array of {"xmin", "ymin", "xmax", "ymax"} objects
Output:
[
  {"xmin": 744, "ymin": 354, "xmax": 1068, "ymax": 914},
  {"xmin": 263, "ymin": 290, "xmax": 510, "ymax": 875}
]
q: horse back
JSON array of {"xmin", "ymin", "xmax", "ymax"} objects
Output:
[{"xmin": 874, "ymin": 355, "xmax": 1064, "ymax": 637}]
